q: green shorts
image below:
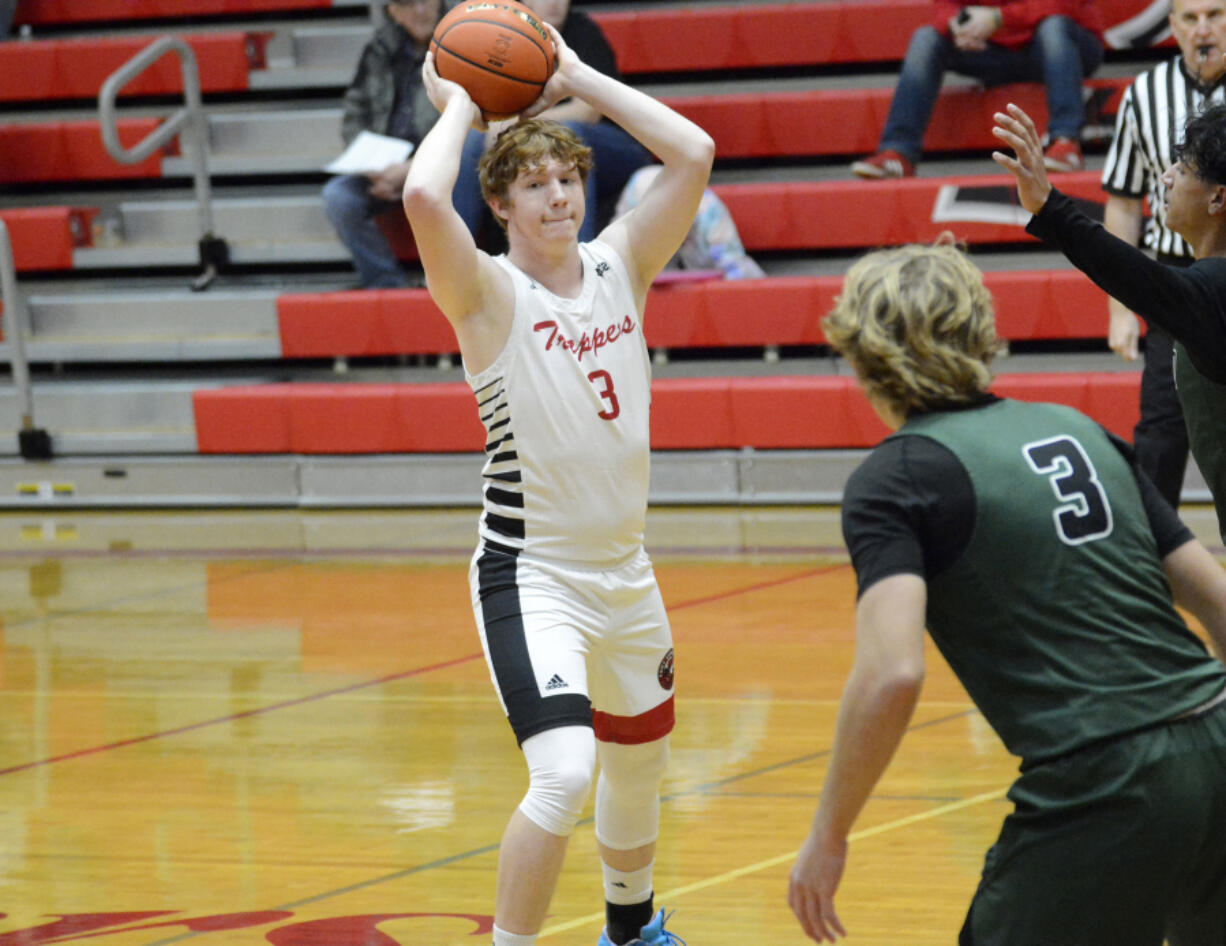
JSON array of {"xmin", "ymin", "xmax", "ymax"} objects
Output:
[{"xmin": 960, "ymin": 695, "xmax": 1226, "ymax": 946}]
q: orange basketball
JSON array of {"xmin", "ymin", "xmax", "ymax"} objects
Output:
[{"xmin": 430, "ymin": 1, "xmax": 556, "ymax": 120}]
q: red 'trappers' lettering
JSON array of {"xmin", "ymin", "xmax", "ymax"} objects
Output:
[{"xmin": 532, "ymin": 316, "xmax": 636, "ymax": 362}]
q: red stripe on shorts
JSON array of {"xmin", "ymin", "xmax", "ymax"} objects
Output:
[{"xmin": 592, "ymin": 696, "xmax": 675, "ymax": 745}]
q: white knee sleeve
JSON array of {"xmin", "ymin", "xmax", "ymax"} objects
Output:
[
  {"xmin": 517, "ymin": 725, "xmax": 596, "ymax": 837},
  {"xmin": 594, "ymin": 736, "xmax": 669, "ymax": 851}
]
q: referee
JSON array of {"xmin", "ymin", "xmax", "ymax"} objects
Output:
[{"xmin": 1100, "ymin": 0, "xmax": 1226, "ymax": 508}]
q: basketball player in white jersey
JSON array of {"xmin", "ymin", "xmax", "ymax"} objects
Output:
[{"xmin": 403, "ymin": 21, "xmax": 713, "ymax": 946}]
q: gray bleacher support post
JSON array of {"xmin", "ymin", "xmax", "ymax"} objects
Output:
[
  {"xmin": 99, "ymin": 36, "xmax": 228, "ymax": 292},
  {"xmin": 369, "ymin": 0, "xmax": 382, "ymax": 29},
  {"xmin": 0, "ymin": 221, "xmax": 52, "ymax": 460}
]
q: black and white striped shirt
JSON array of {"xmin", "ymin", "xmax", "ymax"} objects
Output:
[{"xmin": 1102, "ymin": 55, "xmax": 1226, "ymax": 257}]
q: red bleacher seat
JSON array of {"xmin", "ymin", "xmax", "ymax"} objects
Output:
[
  {"xmin": 0, "ymin": 33, "xmax": 267, "ymax": 103},
  {"xmin": 595, "ymin": 0, "xmax": 1160, "ymax": 74},
  {"xmin": 276, "ymin": 270, "xmax": 1112, "ymax": 359},
  {"xmin": 0, "ymin": 120, "xmax": 168, "ymax": 183},
  {"xmin": 716, "ymin": 171, "xmax": 1106, "ymax": 251},
  {"xmin": 673, "ymin": 79, "xmax": 1128, "ymax": 160},
  {"xmin": 595, "ymin": 2, "xmax": 920, "ymax": 74},
  {"xmin": 16, "ymin": 0, "xmax": 333, "ymax": 26},
  {"xmin": 349, "ymin": 172, "xmax": 1106, "ymax": 267},
  {"xmin": 0, "ymin": 207, "xmax": 95, "ymax": 271},
  {"xmin": 13, "ymin": 0, "xmax": 1162, "ymax": 62},
  {"xmin": 192, "ymin": 372, "xmax": 1140, "ymax": 454},
  {"xmin": 277, "ymin": 290, "xmax": 453, "ymax": 358},
  {"xmin": 0, "ymin": 82, "xmax": 1127, "ymax": 183}
]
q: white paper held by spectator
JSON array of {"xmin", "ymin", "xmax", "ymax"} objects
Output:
[{"xmin": 325, "ymin": 130, "xmax": 414, "ymax": 174}]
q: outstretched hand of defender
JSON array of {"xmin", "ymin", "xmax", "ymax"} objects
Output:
[
  {"xmin": 992, "ymin": 103, "xmax": 1053, "ymax": 215},
  {"xmin": 521, "ymin": 22, "xmax": 580, "ymax": 119}
]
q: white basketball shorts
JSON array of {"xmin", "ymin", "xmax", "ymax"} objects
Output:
[{"xmin": 470, "ymin": 542, "xmax": 676, "ymax": 747}]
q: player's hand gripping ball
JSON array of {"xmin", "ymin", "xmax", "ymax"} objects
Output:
[{"xmin": 430, "ymin": 1, "xmax": 557, "ymax": 120}]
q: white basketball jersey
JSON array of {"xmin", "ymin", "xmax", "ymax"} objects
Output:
[{"xmin": 466, "ymin": 241, "xmax": 652, "ymax": 564}]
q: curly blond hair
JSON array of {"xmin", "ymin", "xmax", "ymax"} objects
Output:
[
  {"xmin": 822, "ymin": 243, "xmax": 1002, "ymax": 418},
  {"xmin": 478, "ymin": 118, "xmax": 593, "ymax": 230}
]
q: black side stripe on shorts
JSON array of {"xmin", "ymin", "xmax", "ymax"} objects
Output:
[{"xmin": 476, "ymin": 545, "xmax": 592, "ymax": 745}]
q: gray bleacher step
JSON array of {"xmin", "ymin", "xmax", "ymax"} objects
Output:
[
  {"xmin": 0, "ymin": 447, "xmax": 1211, "ymax": 510},
  {"xmin": 0, "ymin": 380, "xmax": 228, "ymax": 456},
  {"xmin": 3, "ymin": 336, "xmax": 281, "ymax": 362},
  {"xmin": 74, "ymin": 194, "xmax": 346, "ymax": 268},
  {"xmin": 252, "ymin": 24, "xmax": 367, "ymax": 89},
  {"xmin": 0, "ymin": 450, "xmax": 866, "ymax": 508},
  {"xmin": 161, "ymin": 108, "xmax": 343, "ymax": 177},
  {"xmin": 3, "ymin": 288, "xmax": 283, "ymax": 362}
]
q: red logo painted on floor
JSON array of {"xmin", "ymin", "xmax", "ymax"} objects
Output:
[{"xmin": 0, "ymin": 912, "xmax": 495, "ymax": 945}]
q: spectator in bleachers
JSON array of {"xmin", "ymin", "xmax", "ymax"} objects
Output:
[
  {"xmin": 614, "ymin": 165, "xmax": 765, "ymax": 279},
  {"xmin": 512, "ymin": 0, "xmax": 652, "ymax": 241},
  {"xmin": 0, "ymin": 0, "xmax": 15, "ymax": 37},
  {"xmin": 852, "ymin": 1, "xmax": 1103, "ymax": 179},
  {"xmin": 323, "ymin": 0, "xmax": 485, "ymax": 288}
]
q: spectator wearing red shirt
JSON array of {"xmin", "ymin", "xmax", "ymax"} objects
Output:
[{"xmin": 852, "ymin": 1, "xmax": 1103, "ymax": 179}]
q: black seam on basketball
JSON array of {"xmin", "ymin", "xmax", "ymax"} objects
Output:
[{"xmin": 433, "ymin": 43, "xmax": 550, "ymax": 88}]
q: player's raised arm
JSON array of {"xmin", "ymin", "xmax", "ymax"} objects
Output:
[
  {"xmin": 527, "ymin": 23, "xmax": 714, "ymax": 298},
  {"xmin": 403, "ymin": 56, "xmax": 496, "ymax": 318},
  {"xmin": 403, "ymin": 54, "xmax": 513, "ymax": 372}
]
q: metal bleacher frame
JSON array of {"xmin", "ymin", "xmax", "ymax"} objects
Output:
[{"xmin": 98, "ymin": 35, "xmax": 228, "ymax": 292}]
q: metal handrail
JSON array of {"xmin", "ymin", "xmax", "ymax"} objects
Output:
[
  {"xmin": 98, "ymin": 36, "xmax": 227, "ymax": 291},
  {"xmin": 0, "ymin": 220, "xmax": 51, "ymax": 459}
]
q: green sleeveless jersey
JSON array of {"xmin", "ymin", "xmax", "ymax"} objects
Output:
[{"xmin": 897, "ymin": 399, "xmax": 1226, "ymax": 765}]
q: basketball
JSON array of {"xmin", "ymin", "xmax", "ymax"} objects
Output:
[{"xmin": 430, "ymin": 1, "xmax": 556, "ymax": 120}]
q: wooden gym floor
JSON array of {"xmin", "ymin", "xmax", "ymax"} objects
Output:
[{"xmin": 1, "ymin": 506, "xmax": 1222, "ymax": 946}]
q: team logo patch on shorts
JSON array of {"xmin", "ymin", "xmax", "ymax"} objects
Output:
[{"xmin": 658, "ymin": 649, "xmax": 675, "ymax": 690}]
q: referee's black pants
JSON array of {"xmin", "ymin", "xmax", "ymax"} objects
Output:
[{"xmin": 1134, "ymin": 252, "xmax": 1191, "ymax": 508}]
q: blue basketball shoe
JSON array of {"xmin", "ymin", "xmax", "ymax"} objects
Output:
[{"xmin": 596, "ymin": 909, "xmax": 684, "ymax": 946}]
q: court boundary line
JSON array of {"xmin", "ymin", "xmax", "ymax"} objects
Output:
[{"xmin": 538, "ymin": 786, "xmax": 1011, "ymax": 939}]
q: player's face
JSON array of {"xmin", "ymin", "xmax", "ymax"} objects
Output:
[
  {"xmin": 499, "ymin": 158, "xmax": 586, "ymax": 244},
  {"xmin": 1160, "ymin": 158, "xmax": 1217, "ymax": 240},
  {"xmin": 1171, "ymin": 0, "xmax": 1226, "ymax": 84},
  {"xmin": 521, "ymin": 0, "xmax": 570, "ymax": 29},
  {"xmin": 387, "ymin": 0, "xmax": 441, "ymax": 45}
]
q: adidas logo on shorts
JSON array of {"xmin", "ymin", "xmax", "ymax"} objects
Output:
[{"xmin": 544, "ymin": 674, "xmax": 568, "ymax": 692}]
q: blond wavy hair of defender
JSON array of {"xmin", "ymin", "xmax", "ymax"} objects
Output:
[
  {"xmin": 821, "ymin": 243, "xmax": 1004, "ymax": 419},
  {"xmin": 478, "ymin": 118, "xmax": 594, "ymax": 230}
]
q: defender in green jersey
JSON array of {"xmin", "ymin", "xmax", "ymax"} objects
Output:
[
  {"xmin": 996, "ymin": 101, "xmax": 1226, "ymax": 546},
  {"xmin": 787, "ymin": 242, "xmax": 1226, "ymax": 946}
]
